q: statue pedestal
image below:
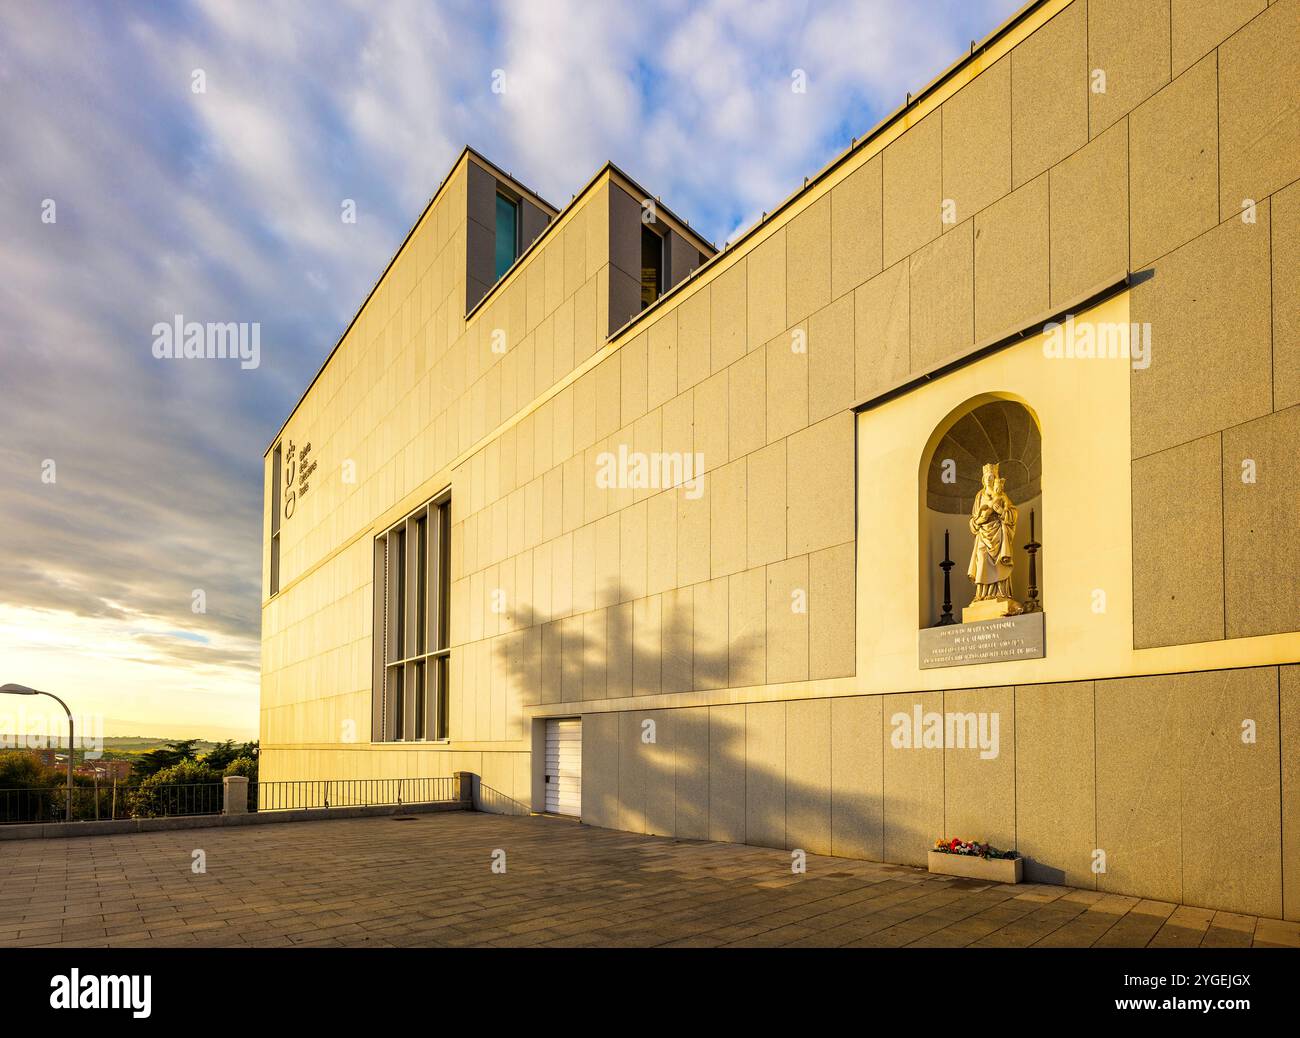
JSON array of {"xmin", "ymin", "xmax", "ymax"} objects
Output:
[{"xmin": 962, "ymin": 597, "xmax": 1024, "ymax": 624}]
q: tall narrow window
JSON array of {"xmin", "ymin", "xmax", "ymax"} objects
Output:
[
  {"xmin": 269, "ymin": 443, "xmax": 282, "ymax": 595},
  {"xmin": 373, "ymin": 490, "xmax": 452, "ymax": 742},
  {"xmin": 640, "ymin": 225, "xmax": 663, "ymax": 309},
  {"xmin": 494, "ymin": 191, "xmax": 519, "ymax": 281}
]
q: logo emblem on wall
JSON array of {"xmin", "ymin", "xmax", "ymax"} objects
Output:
[
  {"xmin": 283, "ymin": 440, "xmax": 297, "ymax": 519},
  {"xmin": 281, "ymin": 439, "xmax": 316, "ymax": 521}
]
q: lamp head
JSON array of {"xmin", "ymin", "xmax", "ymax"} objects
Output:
[{"xmin": 0, "ymin": 683, "xmax": 40, "ymax": 695}]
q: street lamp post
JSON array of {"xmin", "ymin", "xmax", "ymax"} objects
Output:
[{"xmin": 1, "ymin": 683, "xmax": 75, "ymax": 822}]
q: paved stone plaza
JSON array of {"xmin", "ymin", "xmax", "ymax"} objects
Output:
[{"xmin": 1, "ymin": 813, "xmax": 1297, "ymax": 948}]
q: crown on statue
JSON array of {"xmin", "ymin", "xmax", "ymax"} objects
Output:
[{"xmin": 982, "ymin": 462, "xmax": 1000, "ymax": 479}]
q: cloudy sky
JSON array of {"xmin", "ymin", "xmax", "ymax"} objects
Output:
[{"xmin": 0, "ymin": 0, "xmax": 1017, "ymax": 741}]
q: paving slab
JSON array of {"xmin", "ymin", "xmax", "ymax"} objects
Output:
[{"xmin": 0, "ymin": 812, "xmax": 1288, "ymax": 947}]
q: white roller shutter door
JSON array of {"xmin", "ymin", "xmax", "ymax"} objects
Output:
[{"xmin": 544, "ymin": 718, "xmax": 582, "ymax": 816}]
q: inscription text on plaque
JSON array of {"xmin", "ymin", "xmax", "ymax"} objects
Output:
[{"xmin": 918, "ymin": 612, "xmax": 1046, "ymax": 670}]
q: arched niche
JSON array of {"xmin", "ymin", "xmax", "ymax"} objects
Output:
[{"xmin": 918, "ymin": 394, "xmax": 1044, "ymax": 627}]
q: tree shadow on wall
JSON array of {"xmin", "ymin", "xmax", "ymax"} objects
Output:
[{"xmin": 476, "ymin": 578, "xmax": 1079, "ymax": 907}]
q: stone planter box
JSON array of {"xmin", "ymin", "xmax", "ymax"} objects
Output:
[{"xmin": 927, "ymin": 850, "xmax": 1022, "ymax": 884}]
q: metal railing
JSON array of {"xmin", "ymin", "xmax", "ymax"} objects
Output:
[
  {"xmin": 1, "ymin": 776, "xmax": 460, "ymax": 824},
  {"xmin": 476, "ymin": 783, "xmax": 531, "ymax": 816},
  {"xmin": 0, "ymin": 786, "xmax": 68, "ymax": 824},
  {"xmin": 127, "ymin": 782, "xmax": 224, "ymax": 819},
  {"xmin": 255, "ymin": 776, "xmax": 456, "ymax": 812},
  {"xmin": 0, "ymin": 781, "xmax": 224, "ymax": 824}
]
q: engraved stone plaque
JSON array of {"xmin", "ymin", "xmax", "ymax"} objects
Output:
[{"xmin": 918, "ymin": 611, "xmax": 1046, "ymax": 670}]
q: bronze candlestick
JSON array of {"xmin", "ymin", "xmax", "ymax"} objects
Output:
[
  {"xmin": 1024, "ymin": 508, "xmax": 1042, "ymax": 612},
  {"xmin": 938, "ymin": 528, "xmax": 957, "ymax": 625}
]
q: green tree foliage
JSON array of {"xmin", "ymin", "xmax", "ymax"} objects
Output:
[
  {"xmin": 0, "ymin": 750, "xmax": 56, "ymax": 789},
  {"xmin": 222, "ymin": 755, "xmax": 258, "ymax": 782},
  {"xmin": 132, "ymin": 739, "xmax": 200, "ymax": 780},
  {"xmin": 127, "ymin": 759, "xmax": 223, "ymax": 818},
  {"xmin": 202, "ymin": 739, "xmax": 259, "ymax": 771},
  {"xmin": 0, "ymin": 751, "xmax": 62, "ymax": 822},
  {"xmin": 201, "ymin": 740, "xmax": 237, "ymax": 769}
]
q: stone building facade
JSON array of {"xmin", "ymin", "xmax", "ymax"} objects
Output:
[{"xmin": 262, "ymin": 0, "xmax": 1300, "ymax": 918}]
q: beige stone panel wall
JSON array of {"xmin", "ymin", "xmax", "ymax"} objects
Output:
[
  {"xmin": 265, "ymin": 160, "xmax": 469, "ymax": 605},
  {"xmin": 829, "ymin": 155, "xmax": 882, "ymax": 301},
  {"xmin": 264, "ymin": 0, "xmax": 1300, "ymax": 813},
  {"xmin": 1283, "ymin": 666, "xmax": 1300, "ymax": 920},
  {"xmin": 479, "ymin": 750, "xmax": 533, "ymax": 815},
  {"xmin": 1218, "ymin": 0, "xmax": 1300, "ymax": 219},
  {"xmin": 747, "ymin": 229, "xmax": 786, "ymax": 352},
  {"xmin": 745, "ymin": 700, "xmax": 786, "ymax": 850},
  {"xmin": 1010, "ymin": 0, "xmax": 1086, "ymax": 187},
  {"xmin": 1048, "ymin": 118, "xmax": 1127, "ymax": 305},
  {"xmin": 606, "ymin": 603, "xmax": 632, "ymax": 698},
  {"xmin": 568, "ymin": 664, "xmax": 1285, "ymax": 918},
  {"xmin": 1087, "ymin": 0, "xmax": 1170, "ymax": 135},
  {"xmin": 941, "ymin": 55, "xmax": 1010, "ymax": 228},
  {"xmin": 1128, "ymin": 52, "xmax": 1218, "ymax": 271},
  {"xmin": 260, "ymin": 536, "xmax": 373, "ymax": 742},
  {"xmin": 1015, "ymin": 681, "xmax": 1096, "ymax": 887},
  {"xmin": 830, "ymin": 696, "xmax": 884, "ymax": 860},
  {"xmin": 708, "ymin": 703, "xmax": 746, "ymax": 844},
  {"xmin": 882, "ymin": 110, "xmax": 941, "ymax": 267},
  {"xmin": 581, "ymin": 711, "xmax": 619, "ymax": 829},
  {"xmin": 787, "ymin": 412, "xmax": 855, "ymax": 555},
  {"xmin": 709, "ymin": 459, "xmax": 746, "ymax": 577},
  {"xmin": 618, "ymin": 710, "xmax": 647, "ymax": 834},
  {"xmin": 809, "ymin": 542, "xmax": 855, "ymax": 679},
  {"xmin": 1094, "ymin": 667, "xmax": 1283, "ymax": 915},
  {"xmin": 634, "ymin": 707, "xmax": 676, "ymax": 837},
  {"xmin": 1275, "ymin": 181, "xmax": 1300, "ymax": 410},
  {"xmin": 641, "ymin": 707, "xmax": 675, "ymax": 836},
  {"xmin": 1131, "ymin": 434, "xmax": 1224, "ymax": 648},
  {"xmin": 661, "ymin": 586, "xmax": 692, "ymax": 693},
  {"xmin": 746, "ymin": 440, "xmax": 785, "ymax": 566},
  {"xmin": 853, "ymin": 260, "xmax": 908, "ymax": 400},
  {"xmin": 437, "ymin": 196, "xmax": 861, "ymax": 739},
  {"xmin": 764, "ymin": 325, "xmax": 808, "ymax": 442},
  {"xmin": 808, "ymin": 293, "xmax": 854, "ymax": 423},
  {"xmin": 709, "ymin": 261, "xmax": 746, "ymax": 372},
  {"xmin": 908, "ymin": 219, "xmax": 972, "ymax": 372},
  {"xmin": 1095, "ymin": 674, "xmax": 1183, "ymax": 903},
  {"xmin": 1222, "ymin": 406, "xmax": 1300, "ymax": 639},
  {"xmin": 765, "ymin": 556, "xmax": 808, "ymax": 683},
  {"xmin": 973, "ymin": 173, "xmax": 1049, "ymax": 342},
  {"xmin": 1171, "ymin": 0, "xmax": 1266, "ymax": 76},
  {"xmin": 673, "ymin": 705, "xmax": 710, "ymax": 840},
  {"xmin": 855, "ymin": 285, "xmax": 1300, "ymax": 697},
  {"xmin": 1178, "ymin": 668, "xmax": 1281, "ymax": 917},
  {"xmin": 882, "ymin": 691, "xmax": 944, "ymax": 867},
  {"xmin": 692, "ymin": 576, "xmax": 728, "ymax": 690},
  {"xmin": 647, "ymin": 314, "xmax": 677, "ymax": 411},
  {"xmin": 786, "ymin": 699, "xmax": 832, "ymax": 854},
  {"xmin": 447, "ymin": 187, "xmax": 720, "ymax": 751},
  {"xmin": 264, "ymin": 165, "xmax": 643, "ymax": 770},
  {"xmin": 786, "ymin": 194, "xmax": 830, "ymax": 328},
  {"xmin": 728, "ymin": 567, "xmax": 766, "ymax": 687},
  {"xmin": 942, "ymin": 686, "xmax": 1015, "ymax": 850}
]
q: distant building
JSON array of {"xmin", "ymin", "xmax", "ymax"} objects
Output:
[{"xmin": 74, "ymin": 760, "xmax": 133, "ymax": 782}]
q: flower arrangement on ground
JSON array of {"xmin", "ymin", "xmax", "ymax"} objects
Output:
[{"xmin": 932, "ymin": 837, "xmax": 1019, "ymax": 860}]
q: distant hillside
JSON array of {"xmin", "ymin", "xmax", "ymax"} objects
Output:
[
  {"xmin": 96, "ymin": 737, "xmax": 222, "ymax": 753},
  {"xmin": 0, "ymin": 737, "xmax": 222, "ymax": 756}
]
